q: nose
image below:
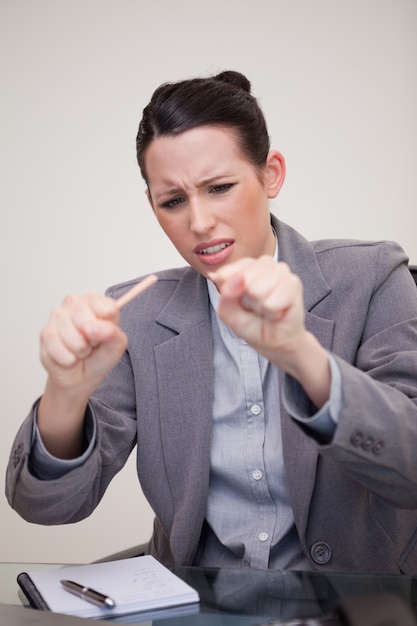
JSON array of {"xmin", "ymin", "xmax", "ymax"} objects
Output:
[{"xmin": 189, "ymin": 199, "xmax": 216, "ymax": 235}]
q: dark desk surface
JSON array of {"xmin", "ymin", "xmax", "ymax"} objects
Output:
[{"xmin": 1, "ymin": 562, "xmax": 417, "ymax": 625}]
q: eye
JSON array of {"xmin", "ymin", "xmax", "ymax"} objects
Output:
[
  {"xmin": 161, "ymin": 196, "xmax": 185, "ymax": 209},
  {"xmin": 209, "ymin": 183, "xmax": 234, "ymax": 194}
]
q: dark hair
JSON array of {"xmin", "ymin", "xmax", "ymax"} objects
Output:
[{"xmin": 136, "ymin": 70, "xmax": 270, "ymax": 182}]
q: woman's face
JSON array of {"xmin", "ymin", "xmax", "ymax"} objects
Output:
[{"xmin": 145, "ymin": 125, "xmax": 285, "ymax": 278}]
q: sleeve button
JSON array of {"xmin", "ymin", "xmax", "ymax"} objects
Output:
[
  {"xmin": 372, "ymin": 440, "xmax": 385, "ymax": 455},
  {"xmin": 361, "ymin": 436, "xmax": 374, "ymax": 451},
  {"xmin": 350, "ymin": 430, "xmax": 363, "ymax": 447},
  {"xmin": 12, "ymin": 443, "xmax": 24, "ymax": 468}
]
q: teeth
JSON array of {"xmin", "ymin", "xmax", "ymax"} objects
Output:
[{"xmin": 200, "ymin": 243, "xmax": 230, "ymax": 255}]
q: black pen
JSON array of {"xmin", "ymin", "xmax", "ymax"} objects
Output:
[{"xmin": 60, "ymin": 579, "xmax": 116, "ymax": 609}]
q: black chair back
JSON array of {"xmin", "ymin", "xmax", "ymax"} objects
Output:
[{"xmin": 409, "ymin": 265, "xmax": 417, "ymax": 286}]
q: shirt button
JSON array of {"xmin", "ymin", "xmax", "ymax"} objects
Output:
[
  {"xmin": 252, "ymin": 469, "xmax": 263, "ymax": 481},
  {"xmin": 258, "ymin": 532, "xmax": 268, "ymax": 542},
  {"xmin": 250, "ymin": 404, "xmax": 261, "ymax": 416}
]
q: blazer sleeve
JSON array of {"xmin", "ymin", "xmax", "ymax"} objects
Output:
[
  {"xmin": 5, "ymin": 351, "xmax": 138, "ymax": 525},
  {"xmin": 283, "ymin": 241, "xmax": 417, "ymax": 508}
]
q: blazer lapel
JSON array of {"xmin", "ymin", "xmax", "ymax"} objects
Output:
[
  {"xmin": 153, "ymin": 269, "xmax": 214, "ymax": 561},
  {"xmin": 274, "ymin": 217, "xmax": 335, "ymax": 539}
]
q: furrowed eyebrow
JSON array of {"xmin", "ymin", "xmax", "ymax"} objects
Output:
[
  {"xmin": 197, "ymin": 174, "xmax": 234, "ymax": 187},
  {"xmin": 155, "ymin": 186, "xmax": 183, "ymax": 199},
  {"xmin": 152, "ymin": 173, "xmax": 236, "ymax": 202}
]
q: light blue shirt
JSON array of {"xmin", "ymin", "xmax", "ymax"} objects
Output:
[
  {"xmin": 193, "ymin": 268, "xmax": 340, "ymax": 569},
  {"xmin": 198, "ymin": 282, "xmax": 305, "ymax": 568}
]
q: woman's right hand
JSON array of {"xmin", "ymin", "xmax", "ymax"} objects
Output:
[
  {"xmin": 36, "ymin": 276, "xmax": 157, "ymax": 458},
  {"xmin": 40, "ymin": 292, "xmax": 127, "ymax": 394},
  {"xmin": 37, "ymin": 292, "xmax": 128, "ymax": 458}
]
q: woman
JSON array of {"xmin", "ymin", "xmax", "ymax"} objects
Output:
[{"xmin": 6, "ymin": 71, "xmax": 417, "ymax": 573}]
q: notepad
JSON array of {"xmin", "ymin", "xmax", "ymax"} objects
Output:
[{"xmin": 17, "ymin": 555, "xmax": 199, "ymax": 619}]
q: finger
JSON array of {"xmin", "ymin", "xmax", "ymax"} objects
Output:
[
  {"xmin": 41, "ymin": 300, "xmax": 96, "ymax": 366},
  {"xmin": 40, "ymin": 322, "xmax": 84, "ymax": 369},
  {"xmin": 211, "ymin": 255, "xmax": 281, "ymax": 293},
  {"xmin": 43, "ymin": 295, "xmax": 115, "ymax": 366},
  {"xmin": 260, "ymin": 272, "xmax": 302, "ymax": 319},
  {"xmin": 79, "ymin": 318, "xmax": 122, "ymax": 348},
  {"xmin": 207, "ymin": 259, "xmax": 254, "ymax": 291},
  {"xmin": 82, "ymin": 293, "xmax": 120, "ymax": 322},
  {"xmin": 218, "ymin": 273, "xmax": 247, "ymax": 299},
  {"xmin": 217, "ymin": 260, "xmax": 301, "ymax": 328},
  {"xmin": 240, "ymin": 292, "xmax": 271, "ymax": 317},
  {"xmin": 62, "ymin": 295, "xmax": 114, "ymax": 350},
  {"xmin": 219, "ymin": 261, "xmax": 278, "ymax": 308}
]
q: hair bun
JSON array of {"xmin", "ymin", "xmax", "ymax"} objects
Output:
[{"xmin": 214, "ymin": 70, "xmax": 251, "ymax": 94}]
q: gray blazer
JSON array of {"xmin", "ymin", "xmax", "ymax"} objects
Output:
[{"xmin": 6, "ymin": 217, "xmax": 417, "ymax": 573}]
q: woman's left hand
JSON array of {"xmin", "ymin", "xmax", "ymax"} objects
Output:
[
  {"xmin": 209, "ymin": 255, "xmax": 305, "ymax": 359},
  {"xmin": 208, "ymin": 255, "xmax": 331, "ymax": 408}
]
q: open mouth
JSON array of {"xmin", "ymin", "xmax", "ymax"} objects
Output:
[
  {"xmin": 194, "ymin": 239, "xmax": 235, "ymax": 266},
  {"xmin": 199, "ymin": 242, "xmax": 231, "ymax": 255}
]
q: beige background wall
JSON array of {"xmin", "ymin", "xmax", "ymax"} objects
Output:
[{"xmin": 1, "ymin": 0, "xmax": 416, "ymax": 563}]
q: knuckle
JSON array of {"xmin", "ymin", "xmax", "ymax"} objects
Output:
[
  {"xmin": 278, "ymin": 260, "xmax": 290, "ymax": 272},
  {"xmin": 292, "ymin": 273, "xmax": 303, "ymax": 293},
  {"xmin": 63, "ymin": 293, "xmax": 77, "ymax": 307},
  {"xmin": 40, "ymin": 323, "xmax": 55, "ymax": 344}
]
